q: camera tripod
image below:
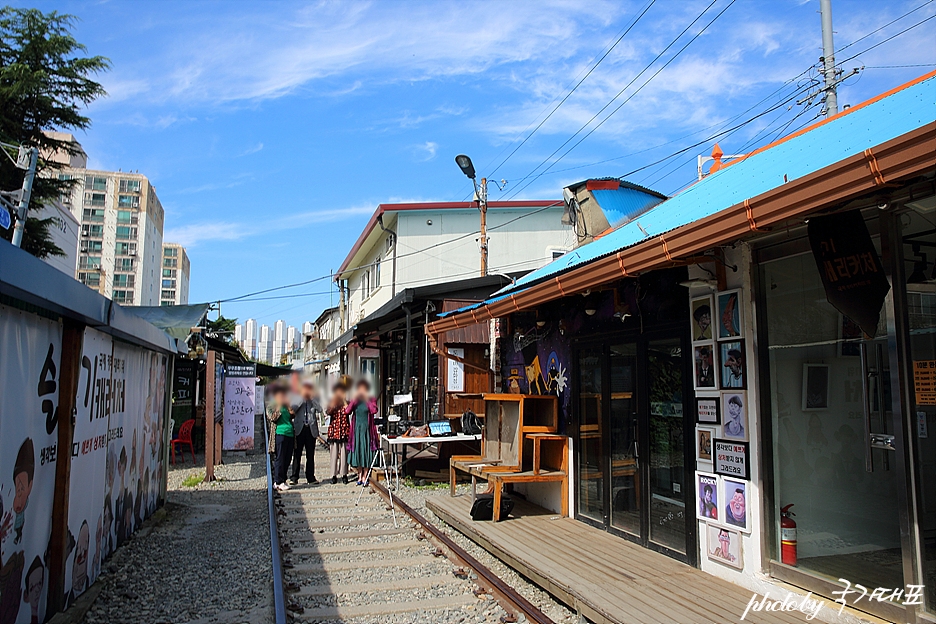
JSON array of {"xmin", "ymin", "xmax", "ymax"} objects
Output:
[{"xmin": 355, "ymin": 445, "xmax": 397, "ymax": 527}]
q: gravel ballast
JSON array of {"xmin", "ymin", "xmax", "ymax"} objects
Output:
[{"xmin": 81, "ymin": 452, "xmax": 273, "ymax": 624}]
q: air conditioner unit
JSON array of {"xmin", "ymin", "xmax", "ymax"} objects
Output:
[{"xmin": 129, "ymin": 251, "xmax": 137, "ymax": 256}]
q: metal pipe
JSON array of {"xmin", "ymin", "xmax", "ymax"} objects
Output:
[
  {"xmin": 11, "ymin": 146, "xmax": 38, "ymax": 248},
  {"xmin": 819, "ymin": 0, "xmax": 838, "ymax": 116},
  {"xmin": 264, "ymin": 413, "xmax": 288, "ymax": 624}
]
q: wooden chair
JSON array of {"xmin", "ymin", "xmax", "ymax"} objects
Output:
[{"xmin": 171, "ymin": 419, "xmax": 196, "ymax": 465}]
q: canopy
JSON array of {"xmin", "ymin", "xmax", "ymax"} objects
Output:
[{"xmin": 127, "ymin": 304, "xmax": 211, "ymax": 341}]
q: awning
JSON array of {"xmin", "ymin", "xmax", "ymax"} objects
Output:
[
  {"xmin": 126, "ymin": 304, "xmax": 211, "ymax": 341},
  {"xmin": 430, "ymin": 71, "xmax": 936, "ymax": 335}
]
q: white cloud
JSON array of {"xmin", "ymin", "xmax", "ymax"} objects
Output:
[
  {"xmin": 165, "ymin": 205, "xmax": 375, "ymax": 247},
  {"xmin": 238, "ymin": 142, "xmax": 264, "ymax": 157},
  {"xmin": 415, "ymin": 141, "xmax": 438, "ymax": 161}
]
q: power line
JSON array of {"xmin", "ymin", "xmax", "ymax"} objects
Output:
[
  {"xmin": 836, "ymin": 13, "xmax": 936, "ymax": 67},
  {"xmin": 835, "ymin": 0, "xmax": 934, "ymax": 54},
  {"xmin": 864, "ymin": 63, "xmax": 936, "ymax": 69},
  {"xmin": 506, "ymin": 0, "xmax": 736, "ymax": 200},
  {"xmin": 485, "ymin": 0, "xmax": 657, "ymax": 180}
]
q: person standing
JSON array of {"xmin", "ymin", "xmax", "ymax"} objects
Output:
[
  {"xmin": 290, "ymin": 379, "xmax": 323, "ymax": 485},
  {"xmin": 325, "ymin": 379, "xmax": 351, "ymax": 484},
  {"xmin": 346, "ymin": 379, "xmax": 378, "ymax": 486},
  {"xmin": 270, "ymin": 385, "xmax": 295, "ymax": 491}
]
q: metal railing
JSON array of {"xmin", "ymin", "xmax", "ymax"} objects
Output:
[{"xmin": 263, "ymin": 415, "xmax": 287, "ymax": 624}]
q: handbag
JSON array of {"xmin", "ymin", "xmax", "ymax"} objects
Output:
[{"xmin": 469, "ymin": 493, "xmax": 514, "ymax": 521}]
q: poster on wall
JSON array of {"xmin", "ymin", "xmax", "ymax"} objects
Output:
[
  {"xmin": 719, "ymin": 340, "xmax": 746, "ymax": 389},
  {"xmin": 691, "ymin": 295, "xmax": 714, "ymax": 342},
  {"xmin": 696, "ymin": 472, "xmax": 719, "ymax": 521},
  {"xmin": 0, "ymin": 304, "xmax": 63, "ymax": 624},
  {"xmin": 716, "ymin": 290, "xmax": 743, "ymax": 340},
  {"xmin": 696, "ymin": 427, "xmax": 715, "ymax": 466},
  {"xmin": 721, "ymin": 392, "xmax": 747, "ymax": 441},
  {"xmin": 223, "ymin": 364, "xmax": 256, "ymax": 450},
  {"xmin": 714, "ymin": 439, "xmax": 749, "ymax": 480},
  {"xmin": 913, "ymin": 360, "xmax": 936, "ymax": 406},
  {"xmin": 722, "ymin": 477, "xmax": 750, "ymax": 533},
  {"xmin": 695, "ymin": 396, "xmax": 720, "ymax": 424},
  {"xmin": 64, "ymin": 328, "xmax": 113, "ymax": 607},
  {"xmin": 447, "ymin": 348, "xmax": 465, "ymax": 392},
  {"xmin": 706, "ymin": 524, "xmax": 742, "ymax": 569},
  {"xmin": 693, "ymin": 345, "xmax": 716, "ymax": 391}
]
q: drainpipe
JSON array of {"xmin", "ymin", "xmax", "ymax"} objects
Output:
[
  {"xmin": 377, "ymin": 215, "xmax": 397, "ymax": 298},
  {"xmin": 403, "ymin": 304, "xmax": 412, "ymax": 385}
]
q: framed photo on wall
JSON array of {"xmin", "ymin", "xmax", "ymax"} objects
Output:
[
  {"xmin": 716, "ymin": 289, "xmax": 743, "ymax": 340},
  {"xmin": 719, "ymin": 339, "xmax": 746, "ymax": 389},
  {"xmin": 721, "ymin": 477, "xmax": 750, "ymax": 533},
  {"xmin": 695, "ymin": 396, "xmax": 720, "ymax": 425},
  {"xmin": 694, "ymin": 344, "xmax": 717, "ymax": 391},
  {"xmin": 707, "ymin": 524, "xmax": 743, "ymax": 569},
  {"xmin": 691, "ymin": 295, "xmax": 715, "ymax": 343},
  {"xmin": 696, "ymin": 426, "xmax": 715, "ymax": 466},
  {"xmin": 696, "ymin": 471, "xmax": 720, "ymax": 522},
  {"xmin": 802, "ymin": 363, "xmax": 830, "ymax": 411},
  {"xmin": 721, "ymin": 391, "xmax": 747, "ymax": 441}
]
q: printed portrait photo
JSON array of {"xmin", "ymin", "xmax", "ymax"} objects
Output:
[
  {"xmin": 721, "ymin": 392, "xmax": 747, "ymax": 441},
  {"xmin": 697, "ymin": 427, "xmax": 714, "ymax": 463},
  {"xmin": 696, "ymin": 472, "xmax": 719, "ymax": 521},
  {"xmin": 722, "ymin": 477, "xmax": 749, "ymax": 533},
  {"xmin": 720, "ymin": 340, "xmax": 746, "ymax": 389},
  {"xmin": 716, "ymin": 290, "xmax": 742, "ymax": 340},
  {"xmin": 707, "ymin": 524, "xmax": 742, "ymax": 569},
  {"xmin": 694, "ymin": 344, "xmax": 717, "ymax": 390},
  {"xmin": 691, "ymin": 295, "xmax": 714, "ymax": 342}
]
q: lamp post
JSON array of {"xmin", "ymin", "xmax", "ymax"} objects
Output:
[{"xmin": 455, "ymin": 154, "xmax": 488, "ymax": 277}]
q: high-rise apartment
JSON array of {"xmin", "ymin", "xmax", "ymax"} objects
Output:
[
  {"xmin": 258, "ymin": 324, "xmax": 273, "ymax": 363},
  {"xmin": 244, "ymin": 318, "xmax": 258, "ymax": 360},
  {"xmin": 160, "ymin": 243, "xmax": 190, "ymax": 306},
  {"xmin": 273, "ymin": 319, "xmax": 287, "ymax": 364},
  {"xmin": 48, "ymin": 133, "xmax": 165, "ymax": 306},
  {"xmin": 286, "ymin": 325, "xmax": 299, "ymax": 352}
]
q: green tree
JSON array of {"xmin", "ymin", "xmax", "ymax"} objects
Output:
[
  {"xmin": 0, "ymin": 7, "xmax": 109, "ymax": 257},
  {"xmin": 206, "ymin": 315, "xmax": 238, "ymax": 344}
]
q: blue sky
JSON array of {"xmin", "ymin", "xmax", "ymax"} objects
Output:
[{"xmin": 21, "ymin": 0, "xmax": 936, "ymax": 330}]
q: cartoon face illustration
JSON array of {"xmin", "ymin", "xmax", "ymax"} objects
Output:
[
  {"xmin": 12, "ymin": 473, "xmax": 31, "ymax": 514},
  {"xmin": 72, "ymin": 521, "xmax": 90, "ymax": 593},
  {"xmin": 23, "ymin": 556, "xmax": 43, "ymax": 615},
  {"xmin": 13, "ymin": 439, "xmax": 35, "ymax": 514},
  {"xmin": 729, "ymin": 489, "xmax": 746, "ymax": 520}
]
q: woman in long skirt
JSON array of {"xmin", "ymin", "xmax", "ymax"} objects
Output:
[
  {"xmin": 325, "ymin": 379, "xmax": 350, "ymax": 484},
  {"xmin": 346, "ymin": 379, "xmax": 378, "ymax": 485}
]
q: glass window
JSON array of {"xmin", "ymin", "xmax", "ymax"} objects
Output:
[
  {"xmin": 162, "ymin": 279, "xmax": 175, "ymax": 288},
  {"xmin": 113, "ymin": 274, "xmax": 134, "ymax": 288},
  {"xmin": 79, "ymin": 256, "xmax": 101, "ymax": 270},
  {"xmin": 82, "ymin": 240, "xmax": 103, "ymax": 253},
  {"xmin": 84, "ymin": 175, "xmax": 106, "ymax": 191},
  {"xmin": 115, "ymin": 226, "xmax": 137, "ymax": 240},
  {"xmin": 115, "ymin": 258, "xmax": 134, "ymax": 271},
  {"xmin": 118, "ymin": 179, "xmax": 141, "ymax": 193},
  {"xmin": 161, "ymin": 289, "xmax": 175, "ymax": 300},
  {"xmin": 162, "ymin": 268, "xmax": 176, "ymax": 278},
  {"xmin": 163, "ymin": 247, "xmax": 178, "ymax": 257},
  {"xmin": 117, "ymin": 195, "xmax": 139, "ymax": 208},
  {"xmin": 82, "ymin": 208, "xmax": 104, "ymax": 222},
  {"xmin": 81, "ymin": 224, "xmax": 104, "ymax": 238},
  {"xmin": 83, "ymin": 192, "xmax": 106, "ymax": 207},
  {"xmin": 116, "ymin": 210, "xmax": 132, "ymax": 223},
  {"xmin": 163, "ymin": 257, "xmax": 177, "ymax": 268}
]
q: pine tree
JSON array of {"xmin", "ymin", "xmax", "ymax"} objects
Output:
[{"xmin": 0, "ymin": 7, "xmax": 108, "ymax": 257}]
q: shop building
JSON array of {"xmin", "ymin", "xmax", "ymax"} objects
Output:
[{"xmin": 427, "ymin": 72, "xmax": 936, "ymax": 622}]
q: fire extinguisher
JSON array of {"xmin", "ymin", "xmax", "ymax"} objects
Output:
[{"xmin": 781, "ymin": 504, "xmax": 797, "ymax": 566}]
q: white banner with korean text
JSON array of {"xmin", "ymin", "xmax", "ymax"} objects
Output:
[{"xmin": 223, "ymin": 364, "xmax": 256, "ymax": 450}]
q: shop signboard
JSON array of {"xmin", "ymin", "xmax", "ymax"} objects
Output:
[
  {"xmin": 223, "ymin": 364, "xmax": 256, "ymax": 450},
  {"xmin": 807, "ymin": 210, "xmax": 890, "ymax": 337},
  {"xmin": 447, "ymin": 348, "xmax": 465, "ymax": 392},
  {"xmin": 172, "ymin": 359, "xmax": 195, "ymax": 406},
  {"xmin": 713, "ymin": 438, "xmax": 749, "ymax": 480}
]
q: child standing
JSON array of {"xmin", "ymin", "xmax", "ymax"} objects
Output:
[
  {"xmin": 325, "ymin": 379, "xmax": 350, "ymax": 485},
  {"xmin": 346, "ymin": 379, "xmax": 378, "ymax": 486}
]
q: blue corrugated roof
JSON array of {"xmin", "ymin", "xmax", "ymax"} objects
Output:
[
  {"xmin": 441, "ymin": 73, "xmax": 936, "ymax": 319},
  {"xmin": 591, "ymin": 186, "xmax": 666, "ymax": 228}
]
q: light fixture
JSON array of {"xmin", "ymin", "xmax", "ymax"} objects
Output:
[
  {"xmin": 585, "ymin": 307, "xmax": 597, "ymax": 316},
  {"xmin": 455, "ymin": 154, "xmax": 476, "ymax": 179}
]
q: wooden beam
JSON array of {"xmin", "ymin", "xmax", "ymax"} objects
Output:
[
  {"xmin": 205, "ymin": 349, "xmax": 216, "ymax": 482},
  {"xmin": 47, "ymin": 320, "xmax": 84, "ymax": 616}
]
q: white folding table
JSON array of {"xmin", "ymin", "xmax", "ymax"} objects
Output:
[{"xmin": 381, "ymin": 433, "xmax": 482, "ymax": 491}]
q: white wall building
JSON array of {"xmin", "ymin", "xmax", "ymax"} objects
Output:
[
  {"xmin": 272, "ymin": 319, "xmax": 286, "ymax": 364},
  {"xmin": 35, "ymin": 200, "xmax": 79, "ymax": 277},
  {"xmin": 243, "ymin": 318, "xmax": 258, "ymax": 360},
  {"xmin": 160, "ymin": 243, "xmax": 190, "ymax": 306},
  {"xmin": 335, "ymin": 200, "xmax": 571, "ymax": 329}
]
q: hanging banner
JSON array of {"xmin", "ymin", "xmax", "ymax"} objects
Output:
[
  {"xmin": 807, "ymin": 210, "xmax": 890, "ymax": 337},
  {"xmin": 447, "ymin": 348, "xmax": 465, "ymax": 392},
  {"xmin": 172, "ymin": 359, "xmax": 195, "ymax": 406},
  {"xmin": 0, "ymin": 304, "xmax": 63, "ymax": 624},
  {"xmin": 64, "ymin": 328, "xmax": 113, "ymax": 608},
  {"xmin": 223, "ymin": 364, "xmax": 256, "ymax": 450}
]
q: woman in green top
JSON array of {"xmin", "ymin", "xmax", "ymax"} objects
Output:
[{"xmin": 270, "ymin": 385, "xmax": 295, "ymax": 491}]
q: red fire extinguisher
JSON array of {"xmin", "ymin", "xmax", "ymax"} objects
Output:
[{"xmin": 781, "ymin": 504, "xmax": 797, "ymax": 566}]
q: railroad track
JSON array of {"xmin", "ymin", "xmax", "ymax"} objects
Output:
[{"xmin": 270, "ymin": 467, "xmax": 556, "ymax": 624}]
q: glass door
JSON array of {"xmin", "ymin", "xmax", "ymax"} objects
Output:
[{"xmin": 575, "ymin": 334, "xmax": 693, "ymax": 562}]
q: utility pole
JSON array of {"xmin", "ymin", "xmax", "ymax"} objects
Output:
[
  {"xmin": 478, "ymin": 177, "xmax": 488, "ymax": 277},
  {"xmin": 819, "ymin": 0, "xmax": 839, "ymax": 116},
  {"xmin": 11, "ymin": 146, "xmax": 38, "ymax": 248}
]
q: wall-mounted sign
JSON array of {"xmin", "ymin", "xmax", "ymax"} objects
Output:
[
  {"xmin": 447, "ymin": 347, "xmax": 465, "ymax": 392},
  {"xmin": 913, "ymin": 360, "xmax": 936, "ymax": 406},
  {"xmin": 807, "ymin": 210, "xmax": 890, "ymax": 337},
  {"xmin": 714, "ymin": 438, "xmax": 749, "ymax": 480},
  {"xmin": 172, "ymin": 359, "xmax": 195, "ymax": 406}
]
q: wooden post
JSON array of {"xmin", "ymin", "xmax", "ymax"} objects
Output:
[
  {"xmin": 47, "ymin": 320, "xmax": 84, "ymax": 616},
  {"xmin": 205, "ymin": 349, "xmax": 216, "ymax": 482}
]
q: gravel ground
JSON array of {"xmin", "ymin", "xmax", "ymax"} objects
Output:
[
  {"xmin": 81, "ymin": 451, "xmax": 273, "ymax": 624},
  {"xmin": 392, "ymin": 479, "xmax": 580, "ymax": 624}
]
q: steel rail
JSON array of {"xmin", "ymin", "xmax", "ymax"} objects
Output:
[
  {"xmin": 370, "ymin": 480, "xmax": 556, "ymax": 624},
  {"xmin": 264, "ymin": 423, "xmax": 288, "ymax": 624}
]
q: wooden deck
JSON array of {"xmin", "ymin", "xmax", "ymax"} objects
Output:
[{"xmin": 427, "ymin": 494, "xmax": 806, "ymax": 624}]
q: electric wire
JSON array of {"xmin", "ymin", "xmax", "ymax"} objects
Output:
[
  {"xmin": 835, "ymin": 0, "xmax": 934, "ymax": 55},
  {"xmin": 505, "ymin": 0, "xmax": 736, "ymax": 200},
  {"xmin": 835, "ymin": 13, "xmax": 936, "ymax": 68}
]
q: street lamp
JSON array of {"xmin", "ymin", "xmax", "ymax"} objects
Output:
[{"xmin": 454, "ymin": 154, "xmax": 487, "ymax": 276}]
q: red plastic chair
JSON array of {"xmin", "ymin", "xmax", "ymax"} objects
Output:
[{"xmin": 171, "ymin": 419, "xmax": 196, "ymax": 464}]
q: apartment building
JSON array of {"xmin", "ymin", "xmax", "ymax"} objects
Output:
[
  {"xmin": 258, "ymin": 324, "xmax": 273, "ymax": 363},
  {"xmin": 160, "ymin": 243, "xmax": 190, "ymax": 306}
]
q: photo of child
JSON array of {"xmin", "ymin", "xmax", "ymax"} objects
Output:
[{"xmin": 696, "ymin": 473, "xmax": 719, "ymax": 521}]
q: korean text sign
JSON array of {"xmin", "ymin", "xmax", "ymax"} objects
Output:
[{"xmin": 223, "ymin": 364, "xmax": 255, "ymax": 450}]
